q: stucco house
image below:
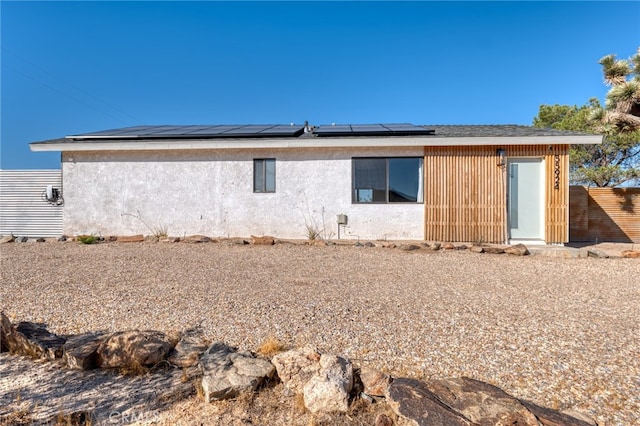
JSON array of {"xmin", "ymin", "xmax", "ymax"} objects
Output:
[{"xmin": 29, "ymin": 123, "xmax": 601, "ymax": 244}]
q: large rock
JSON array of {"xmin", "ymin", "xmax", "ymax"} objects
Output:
[
  {"xmin": 359, "ymin": 367, "xmax": 391, "ymax": 397},
  {"xmin": 387, "ymin": 377, "xmax": 473, "ymax": 426},
  {"xmin": 427, "ymin": 377, "xmax": 539, "ymax": 425},
  {"xmin": 303, "ymin": 354, "xmax": 354, "ymax": 414},
  {"xmin": 469, "ymin": 245, "xmax": 484, "ymax": 253},
  {"xmin": 168, "ymin": 331, "xmax": 209, "ymax": 368},
  {"xmin": 272, "ymin": 344, "xmax": 321, "ymax": 393},
  {"xmin": 96, "ymin": 330, "xmax": 174, "ymax": 369},
  {"xmin": 520, "ymin": 400, "xmax": 596, "ymax": 426},
  {"xmin": 64, "ymin": 332, "xmax": 105, "ymax": 370},
  {"xmin": 505, "ymin": 244, "xmax": 530, "ymax": 256},
  {"xmin": 0, "ymin": 313, "xmax": 65, "ymax": 360},
  {"xmin": 0, "ymin": 312, "xmax": 10, "ymax": 352},
  {"xmin": 199, "ymin": 342, "xmax": 275, "ymax": 402}
]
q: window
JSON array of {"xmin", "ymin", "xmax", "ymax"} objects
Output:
[
  {"xmin": 353, "ymin": 157, "xmax": 423, "ymax": 203},
  {"xmin": 254, "ymin": 159, "xmax": 275, "ymax": 193}
]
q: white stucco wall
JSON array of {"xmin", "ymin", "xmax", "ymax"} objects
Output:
[{"xmin": 61, "ymin": 146, "xmax": 425, "ymax": 240}]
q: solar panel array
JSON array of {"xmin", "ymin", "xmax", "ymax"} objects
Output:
[
  {"xmin": 67, "ymin": 123, "xmax": 435, "ymax": 140},
  {"xmin": 314, "ymin": 124, "xmax": 435, "ymax": 137},
  {"xmin": 67, "ymin": 124, "xmax": 306, "ymax": 139}
]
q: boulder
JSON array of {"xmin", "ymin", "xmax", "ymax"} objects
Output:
[
  {"xmin": 426, "ymin": 377, "xmax": 539, "ymax": 425},
  {"xmin": 469, "ymin": 245, "xmax": 485, "ymax": 253},
  {"xmin": 168, "ymin": 332, "xmax": 209, "ymax": 368},
  {"xmin": 57, "ymin": 235, "xmax": 68, "ymax": 242},
  {"xmin": 251, "ymin": 235, "xmax": 275, "ymax": 245},
  {"xmin": 117, "ymin": 235, "xmax": 145, "ymax": 243},
  {"xmin": 1, "ymin": 313, "xmax": 65, "ymax": 360},
  {"xmin": 621, "ymin": 250, "xmax": 640, "ymax": 258},
  {"xmin": 96, "ymin": 330, "xmax": 174, "ymax": 369},
  {"xmin": 199, "ymin": 342, "xmax": 275, "ymax": 402},
  {"xmin": 520, "ymin": 400, "xmax": 596, "ymax": 426},
  {"xmin": 399, "ymin": 244, "xmax": 420, "ymax": 251},
  {"xmin": 303, "ymin": 354, "xmax": 353, "ymax": 414},
  {"xmin": 0, "ymin": 235, "xmax": 15, "ymax": 243},
  {"xmin": 457, "ymin": 244, "xmax": 468, "ymax": 250},
  {"xmin": 443, "ymin": 242, "xmax": 456, "ymax": 250},
  {"xmin": 430, "ymin": 242, "xmax": 442, "ymax": 251},
  {"xmin": 64, "ymin": 332, "xmax": 105, "ymax": 370},
  {"xmin": 272, "ymin": 344, "xmax": 321, "ymax": 393},
  {"xmin": 359, "ymin": 367, "xmax": 391, "ymax": 397},
  {"xmin": 387, "ymin": 377, "xmax": 473, "ymax": 425},
  {"xmin": 364, "ymin": 241, "xmax": 376, "ymax": 248},
  {"xmin": 505, "ymin": 244, "xmax": 529, "ymax": 256},
  {"xmin": 1, "ymin": 312, "xmax": 11, "ymax": 352},
  {"xmin": 232, "ymin": 238, "xmax": 249, "ymax": 245}
]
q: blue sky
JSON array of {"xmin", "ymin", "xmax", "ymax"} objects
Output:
[{"xmin": 2, "ymin": 1, "xmax": 639, "ymax": 169}]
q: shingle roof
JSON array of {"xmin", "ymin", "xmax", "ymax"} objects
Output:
[
  {"xmin": 422, "ymin": 125, "xmax": 596, "ymax": 138},
  {"xmin": 29, "ymin": 124, "xmax": 602, "ymax": 152}
]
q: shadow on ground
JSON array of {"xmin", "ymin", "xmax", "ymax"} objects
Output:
[{"xmin": 0, "ymin": 352, "xmax": 195, "ymax": 425}]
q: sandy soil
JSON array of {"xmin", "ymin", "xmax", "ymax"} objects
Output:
[{"xmin": 1, "ymin": 240, "xmax": 638, "ymax": 425}]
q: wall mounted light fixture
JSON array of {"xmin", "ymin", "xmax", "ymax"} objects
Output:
[{"xmin": 496, "ymin": 148, "xmax": 506, "ymax": 167}]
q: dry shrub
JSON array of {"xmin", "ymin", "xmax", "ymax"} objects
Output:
[
  {"xmin": 55, "ymin": 410, "xmax": 94, "ymax": 425},
  {"xmin": 0, "ymin": 409, "xmax": 33, "ymax": 426},
  {"xmin": 256, "ymin": 335, "xmax": 286, "ymax": 356},
  {"xmin": 294, "ymin": 393, "xmax": 307, "ymax": 414},
  {"xmin": 117, "ymin": 360, "xmax": 149, "ymax": 376}
]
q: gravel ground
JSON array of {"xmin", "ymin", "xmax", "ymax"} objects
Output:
[{"xmin": 1, "ymin": 241, "xmax": 639, "ymax": 425}]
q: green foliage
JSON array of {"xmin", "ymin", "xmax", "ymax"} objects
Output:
[
  {"xmin": 77, "ymin": 235, "xmax": 98, "ymax": 244},
  {"xmin": 533, "ymin": 48, "xmax": 640, "ymax": 187}
]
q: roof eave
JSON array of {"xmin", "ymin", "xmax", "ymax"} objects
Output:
[{"xmin": 29, "ymin": 135, "xmax": 603, "ymax": 152}]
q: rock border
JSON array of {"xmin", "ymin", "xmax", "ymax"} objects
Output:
[{"xmin": 0, "ymin": 312, "xmax": 598, "ymax": 425}]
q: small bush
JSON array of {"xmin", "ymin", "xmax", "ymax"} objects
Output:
[
  {"xmin": 77, "ymin": 235, "xmax": 98, "ymax": 245},
  {"xmin": 256, "ymin": 335, "xmax": 286, "ymax": 356}
]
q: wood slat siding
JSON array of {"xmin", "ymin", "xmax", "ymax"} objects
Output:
[
  {"xmin": 569, "ymin": 186, "xmax": 640, "ymax": 243},
  {"xmin": 0, "ymin": 170, "xmax": 63, "ymax": 237},
  {"xmin": 424, "ymin": 145, "xmax": 569, "ymax": 243}
]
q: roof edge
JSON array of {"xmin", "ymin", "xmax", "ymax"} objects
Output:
[{"xmin": 30, "ymin": 134, "xmax": 603, "ymax": 152}]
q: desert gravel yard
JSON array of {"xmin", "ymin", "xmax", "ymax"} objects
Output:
[{"xmin": 1, "ymin": 241, "xmax": 639, "ymax": 425}]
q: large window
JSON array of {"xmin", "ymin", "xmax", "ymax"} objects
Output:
[
  {"xmin": 353, "ymin": 157, "xmax": 423, "ymax": 203},
  {"xmin": 254, "ymin": 159, "xmax": 275, "ymax": 193}
]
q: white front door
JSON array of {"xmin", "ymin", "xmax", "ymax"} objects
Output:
[{"xmin": 508, "ymin": 158, "xmax": 544, "ymax": 240}]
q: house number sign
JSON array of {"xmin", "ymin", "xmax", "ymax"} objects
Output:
[{"xmin": 554, "ymin": 154, "xmax": 560, "ymax": 190}]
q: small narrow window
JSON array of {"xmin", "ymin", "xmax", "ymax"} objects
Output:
[{"xmin": 254, "ymin": 159, "xmax": 275, "ymax": 193}]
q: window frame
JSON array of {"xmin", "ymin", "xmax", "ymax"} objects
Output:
[
  {"xmin": 253, "ymin": 158, "xmax": 276, "ymax": 193},
  {"xmin": 352, "ymin": 157, "xmax": 424, "ymax": 204}
]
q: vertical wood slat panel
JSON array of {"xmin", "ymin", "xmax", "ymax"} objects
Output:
[{"xmin": 424, "ymin": 145, "xmax": 569, "ymax": 243}]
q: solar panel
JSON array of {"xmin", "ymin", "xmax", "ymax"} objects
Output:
[
  {"xmin": 68, "ymin": 124, "xmax": 305, "ymax": 139},
  {"xmin": 314, "ymin": 123, "xmax": 434, "ymax": 137}
]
